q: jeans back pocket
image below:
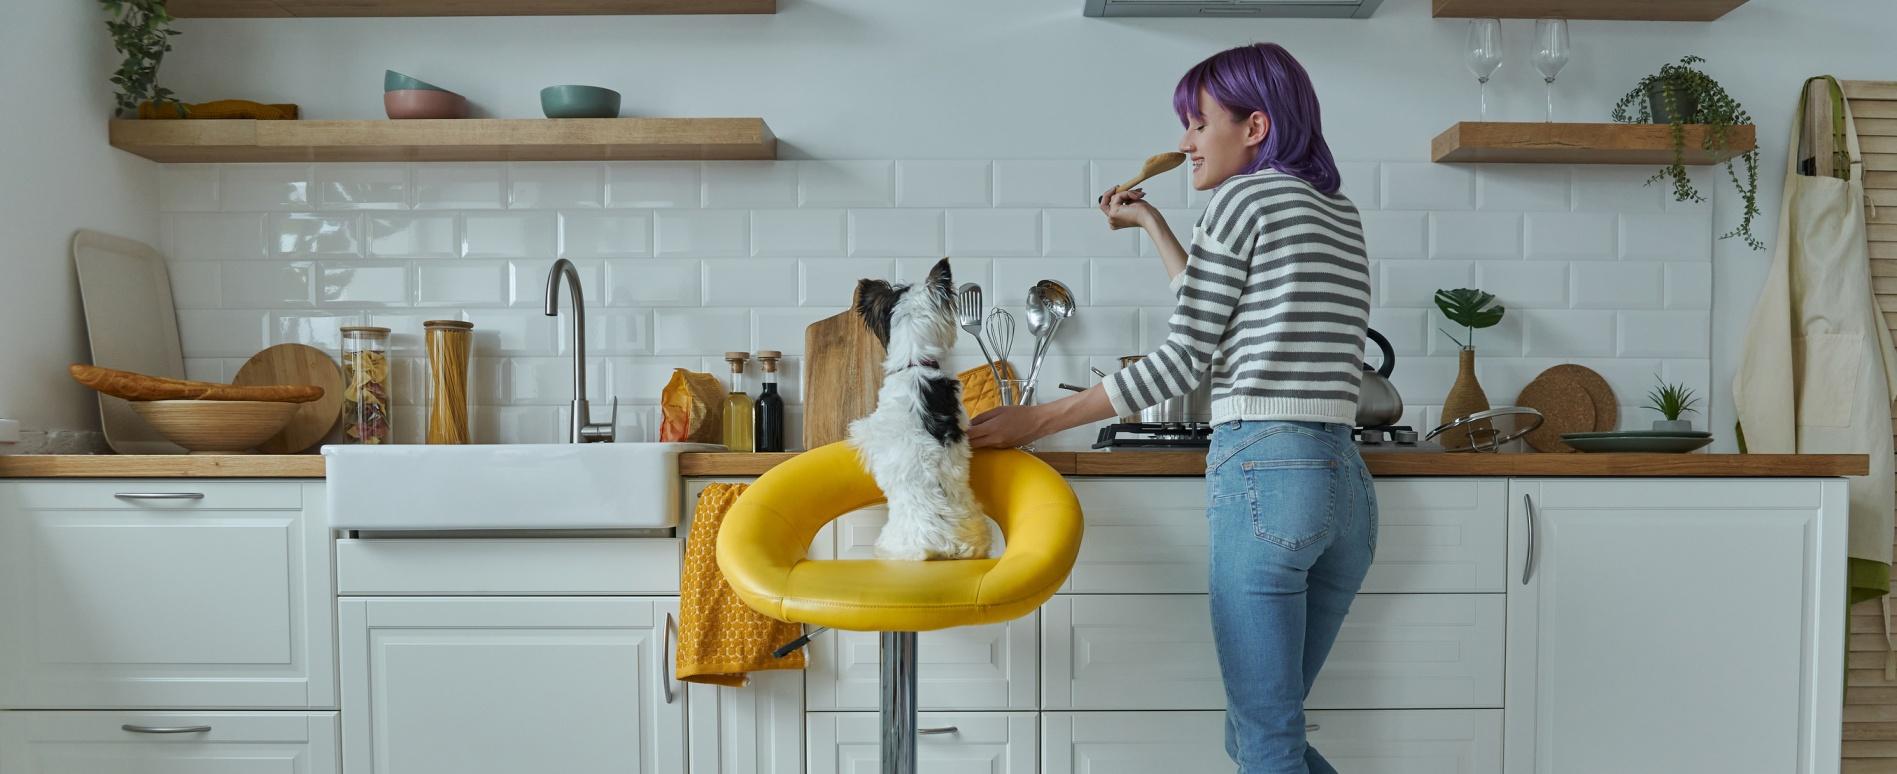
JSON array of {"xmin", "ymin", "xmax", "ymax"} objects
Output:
[{"xmin": 1241, "ymin": 456, "xmax": 1339, "ymax": 551}]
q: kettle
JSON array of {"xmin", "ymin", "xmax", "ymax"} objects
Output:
[{"xmin": 1356, "ymin": 328, "xmax": 1403, "ymax": 428}]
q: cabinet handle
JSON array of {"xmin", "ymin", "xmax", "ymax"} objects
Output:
[
  {"xmin": 918, "ymin": 726, "xmax": 960, "ymax": 735},
  {"xmin": 121, "ymin": 724, "xmax": 211, "ymax": 734},
  {"xmin": 662, "ymin": 612, "xmax": 678, "ymax": 705},
  {"xmin": 1305, "ymin": 723, "xmax": 1320, "ymax": 732},
  {"xmin": 1522, "ymin": 493, "xmax": 1538, "ymax": 585},
  {"xmin": 113, "ymin": 492, "xmax": 204, "ymax": 501}
]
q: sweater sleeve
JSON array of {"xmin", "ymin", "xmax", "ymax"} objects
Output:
[{"xmin": 1103, "ymin": 186, "xmax": 1254, "ymax": 418}]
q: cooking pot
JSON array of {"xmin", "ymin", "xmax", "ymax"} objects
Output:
[
  {"xmin": 1116, "ymin": 355, "xmax": 1212, "ymax": 425},
  {"xmin": 1356, "ymin": 328, "xmax": 1403, "ymax": 428}
]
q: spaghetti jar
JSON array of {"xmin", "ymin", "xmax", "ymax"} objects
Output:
[
  {"xmin": 340, "ymin": 326, "xmax": 393, "ymax": 444},
  {"xmin": 424, "ymin": 320, "xmax": 474, "ymax": 444}
]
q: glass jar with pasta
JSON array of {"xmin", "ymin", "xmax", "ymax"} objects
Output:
[{"xmin": 340, "ymin": 326, "xmax": 393, "ymax": 444}]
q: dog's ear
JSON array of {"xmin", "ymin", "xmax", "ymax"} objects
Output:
[
  {"xmin": 853, "ymin": 278, "xmax": 898, "ymax": 347},
  {"xmin": 926, "ymin": 258, "xmax": 954, "ymax": 301}
]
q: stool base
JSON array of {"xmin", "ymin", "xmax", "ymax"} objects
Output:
[{"xmin": 880, "ymin": 631, "xmax": 918, "ymax": 774}]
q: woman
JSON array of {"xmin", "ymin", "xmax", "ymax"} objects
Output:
[{"xmin": 969, "ymin": 42, "xmax": 1375, "ymax": 774}]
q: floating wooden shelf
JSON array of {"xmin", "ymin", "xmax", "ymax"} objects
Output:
[
  {"xmin": 108, "ymin": 118, "xmax": 775, "ymax": 163},
  {"xmin": 1431, "ymin": 122, "xmax": 1755, "ymax": 165},
  {"xmin": 167, "ymin": 0, "xmax": 772, "ymax": 17},
  {"xmin": 1432, "ymin": 0, "xmax": 1746, "ymax": 21}
]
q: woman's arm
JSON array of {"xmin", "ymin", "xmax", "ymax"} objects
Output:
[
  {"xmin": 1101, "ymin": 188, "xmax": 1189, "ymax": 281},
  {"xmin": 968, "ymin": 383, "xmax": 1116, "ymax": 449}
]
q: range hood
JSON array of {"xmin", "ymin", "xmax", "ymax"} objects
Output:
[{"xmin": 1083, "ymin": 0, "xmax": 1383, "ymax": 18}]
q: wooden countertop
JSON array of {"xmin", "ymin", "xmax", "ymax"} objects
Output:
[{"xmin": 0, "ymin": 451, "xmax": 1868, "ymax": 479}]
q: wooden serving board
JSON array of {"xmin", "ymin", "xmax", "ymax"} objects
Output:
[
  {"xmin": 801, "ymin": 305, "xmax": 884, "ymax": 449},
  {"xmin": 233, "ymin": 343, "xmax": 344, "ymax": 454}
]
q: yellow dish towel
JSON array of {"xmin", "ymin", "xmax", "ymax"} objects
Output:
[
  {"xmin": 676, "ymin": 482, "xmax": 806, "ymax": 687},
  {"xmin": 959, "ymin": 360, "xmax": 1017, "ymax": 417}
]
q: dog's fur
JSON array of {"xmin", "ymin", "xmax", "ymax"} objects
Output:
[{"xmin": 847, "ymin": 258, "xmax": 991, "ymax": 561}]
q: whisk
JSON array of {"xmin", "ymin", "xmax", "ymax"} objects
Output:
[{"xmin": 985, "ymin": 307, "xmax": 1016, "ymax": 377}]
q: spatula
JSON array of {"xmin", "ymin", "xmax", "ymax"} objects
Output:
[{"xmin": 1098, "ymin": 152, "xmax": 1188, "ymax": 202}]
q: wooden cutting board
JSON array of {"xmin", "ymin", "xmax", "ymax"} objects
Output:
[
  {"xmin": 233, "ymin": 343, "xmax": 345, "ymax": 454},
  {"xmin": 802, "ymin": 304, "xmax": 885, "ymax": 449}
]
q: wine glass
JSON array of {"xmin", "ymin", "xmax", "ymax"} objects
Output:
[
  {"xmin": 1465, "ymin": 19, "xmax": 1504, "ymax": 120},
  {"xmin": 1533, "ymin": 18, "xmax": 1571, "ymax": 122}
]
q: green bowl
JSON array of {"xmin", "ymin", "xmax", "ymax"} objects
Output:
[
  {"xmin": 384, "ymin": 70, "xmax": 449, "ymax": 93},
  {"xmin": 540, "ymin": 85, "xmax": 621, "ymax": 119}
]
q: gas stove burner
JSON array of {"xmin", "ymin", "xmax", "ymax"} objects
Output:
[
  {"xmin": 1093, "ymin": 422, "xmax": 1213, "ymax": 450},
  {"xmin": 1354, "ymin": 425, "xmax": 1420, "ymax": 446}
]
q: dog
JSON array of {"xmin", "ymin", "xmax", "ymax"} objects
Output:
[{"xmin": 847, "ymin": 258, "xmax": 992, "ymax": 561}]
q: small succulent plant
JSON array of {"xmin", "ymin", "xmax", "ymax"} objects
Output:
[
  {"xmin": 1434, "ymin": 288, "xmax": 1505, "ymax": 350},
  {"xmin": 1644, "ymin": 379, "xmax": 1700, "ymax": 421}
]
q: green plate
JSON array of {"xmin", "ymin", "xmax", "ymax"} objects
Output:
[{"xmin": 1560, "ymin": 435, "xmax": 1715, "ymax": 453}]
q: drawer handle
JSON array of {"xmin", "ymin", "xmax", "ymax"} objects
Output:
[
  {"xmin": 918, "ymin": 726, "xmax": 960, "ymax": 735},
  {"xmin": 1305, "ymin": 723, "xmax": 1320, "ymax": 732},
  {"xmin": 122, "ymin": 724, "xmax": 211, "ymax": 734},
  {"xmin": 114, "ymin": 493, "xmax": 205, "ymax": 501},
  {"xmin": 1522, "ymin": 493, "xmax": 1538, "ymax": 586}
]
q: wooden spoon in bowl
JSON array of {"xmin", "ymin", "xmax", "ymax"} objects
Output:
[{"xmin": 1099, "ymin": 152, "xmax": 1188, "ymax": 202}]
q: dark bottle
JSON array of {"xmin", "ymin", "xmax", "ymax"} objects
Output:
[{"xmin": 754, "ymin": 350, "xmax": 786, "ymax": 452}]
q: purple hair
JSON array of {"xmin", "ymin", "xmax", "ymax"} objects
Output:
[{"xmin": 1174, "ymin": 43, "xmax": 1341, "ymax": 195}]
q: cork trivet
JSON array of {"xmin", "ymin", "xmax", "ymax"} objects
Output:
[
  {"xmin": 1517, "ymin": 372, "xmax": 1596, "ymax": 453},
  {"xmin": 1543, "ymin": 364, "xmax": 1618, "ymax": 432}
]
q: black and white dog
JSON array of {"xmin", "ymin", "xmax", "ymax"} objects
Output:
[{"xmin": 848, "ymin": 258, "xmax": 991, "ymax": 561}]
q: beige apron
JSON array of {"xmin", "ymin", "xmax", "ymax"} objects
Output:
[{"xmin": 1733, "ymin": 76, "xmax": 1896, "ymax": 615}]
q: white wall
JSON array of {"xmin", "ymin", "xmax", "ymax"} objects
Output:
[{"xmin": 0, "ymin": 2, "xmax": 159, "ymax": 441}]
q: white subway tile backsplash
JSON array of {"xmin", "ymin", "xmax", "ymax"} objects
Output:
[
  {"xmin": 414, "ymin": 165, "xmax": 506, "ymax": 210},
  {"xmin": 508, "ymin": 259, "xmax": 600, "ymax": 308},
  {"xmin": 752, "ymin": 210, "xmax": 847, "ymax": 256},
  {"xmin": 559, "ymin": 211, "xmax": 651, "ymax": 258},
  {"xmin": 179, "ymin": 310, "xmax": 270, "ymax": 357},
  {"xmin": 801, "ymin": 259, "xmax": 898, "ymax": 307},
  {"xmin": 473, "ymin": 406, "xmax": 563, "ymax": 444},
  {"xmin": 510, "ymin": 358, "xmax": 613, "ymax": 404},
  {"xmin": 1366, "ymin": 308, "xmax": 1428, "ymax": 356},
  {"xmin": 416, "ymin": 262, "xmax": 508, "ymax": 307},
  {"xmin": 1360, "ymin": 211, "xmax": 1427, "ymax": 259},
  {"xmin": 801, "ymin": 161, "xmax": 895, "ymax": 207},
  {"xmin": 704, "ymin": 162, "xmax": 798, "ymax": 208},
  {"xmin": 184, "ymin": 358, "xmax": 225, "ymax": 383},
  {"xmin": 159, "ymin": 165, "xmax": 219, "ymax": 212},
  {"xmin": 1044, "ymin": 209, "xmax": 1139, "ymax": 257},
  {"xmin": 897, "ymin": 161, "xmax": 991, "ymax": 207},
  {"xmin": 368, "ymin": 214, "xmax": 456, "ymax": 258},
  {"xmin": 1522, "ymin": 310, "xmax": 1615, "ymax": 356},
  {"xmin": 655, "ymin": 210, "xmax": 749, "ymax": 257},
  {"xmin": 1620, "ymin": 212, "xmax": 1711, "ymax": 261},
  {"xmin": 1572, "ymin": 166, "xmax": 1663, "ymax": 212},
  {"xmin": 994, "ymin": 161, "xmax": 1088, "ymax": 207},
  {"xmin": 462, "ymin": 211, "xmax": 557, "ymax": 259},
  {"xmin": 167, "ymin": 213, "xmax": 266, "ymax": 260},
  {"xmin": 1618, "ymin": 311, "xmax": 1708, "ymax": 357},
  {"xmin": 220, "ymin": 164, "xmax": 311, "ymax": 211},
  {"xmin": 167, "ymin": 262, "xmax": 221, "ymax": 309},
  {"xmin": 368, "ymin": 313, "xmax": 449, "ymax": 354},
  {"xmin": 1476, "ymin": 166, "xmax": 1571, "ymax": 211},
  {"xmin": 993, "ymin": 258, "xmax": 1090, "ymax": 307},
  {"xmin": 316, "ymin": 164, "xmax": 409, "ymax": 210},
  {"xmin": 1571, "ymin": 262, "xmax": 1663, "ymax": 309},
  {"xmin": 1429, "ymin": 212, "xmax": 1521, "ymax": 259},
  {"xmin": 464, "ymin": 310, "xmax": 558, "ymax": 355},
  {"xmin": 1090, "ymin": 160, "xmax": 1187, "ymax": 209},
  {"xmin": 751, "ymin": 308, "xmax": 833, "ymax": 356},
  {"xmin": 1141, "ymin": 208, "xmax": 1196, "ymax": 259},
  {"xmin": 704, "ymin": 258, "xmax": 799, "ymax": 306},
  {"xmin": 267, "ymin": 311, "xmax": 348, "ymax": 353},
  {"xmin": 1046, "ymin": 306, "xmax": 1139, "ymax": 356},
  {"xmin": 602, "ymin": 259, "xmax": 700, "ymax": 307},
  {"xmin": 564, "ymin": 309, "xmax": 652, "ymax": 355},
  {"xmin": 1091, "ymin": 259, "xmax": 1174, "ymax": 307},
  {"xmin": 221, "ymin": 261, "xmax": 315, "ymax": 307},
  {"xmin": 607, "ymin": 162, "xmax": 701, "ymax": 208},
  {"xmin": 850, "ymin": 209, "xmax": 943, "ymax": 257},
  {"xmin": 509, "ymin": 163, "xmax": 604, "ymax": 209},
  {"xmin": 896, "ymin": 257, "xmax": 991, "ymax": 295},
  {"xmin": 1381, "ymin": 163, "xmax": 1473, "ymax": 210},
  {"xmin": 1435, "ymin": 312, "xmax": 1522, "ymax": 357},
  {"xmin": 1664, "ymin": 263, "xmax": 1712, "ymax": 310},
  {"xmin": 1475, "ymin": 261, "xmax": 1567, "ymax": 309},
  {"xmin": 1379, "ymin": 261, "xmax": 1474, "ymax": 308},
  {"xmin": 945, "ymin": 209, "xmax": 1039, "ymax": 256},
  {"xmin": 270, "ymin": 213, "xmax": 364, "ymax": 256},
  {"xmin": 1337, "ymin": 162, "xmax": 1380, "ymax": 210},
  {"xmin": 1525, "ymin": 212, "xmax": 1617, "ymax": 260},
  {"xmin": 655, "ymin": 308, "xmax": 751, "ymax": 355},
  {"xmin": 613, "ymin": 357, "xmax": 705, "ymax": 402},
  {"xmin": 319, "ymin": 262, "xmax": 410, "ymax": 307}
]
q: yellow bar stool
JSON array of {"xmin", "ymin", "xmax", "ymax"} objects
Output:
[{"xmin": 717, "ymin": 442, "xmax": 1083, "ymax": 774}]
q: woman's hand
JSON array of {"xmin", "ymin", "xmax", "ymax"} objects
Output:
[
  {"xmin": 1100, "ymin": 187, "xmax": 1162, "ymax": 232},
  {"xmin": 968, "ymin": 404, "xmax": 1047, "ymax": 449}
]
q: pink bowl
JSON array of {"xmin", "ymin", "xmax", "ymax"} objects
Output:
[{"xmin": 384, "ymin": 89, "xmax": 469, "ymax": 119}]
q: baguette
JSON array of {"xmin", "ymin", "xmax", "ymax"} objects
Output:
[{"xmin": 69, "ymin": 364, "xmax": 325, "ymax": 403}]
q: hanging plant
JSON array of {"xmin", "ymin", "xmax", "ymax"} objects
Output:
[
  {"xmin": 101, "ymin": 0, "xmax": 184, "ymax": 117},
  {"xmin": 1612, "ymin": 55, "xmax": 1762, "ymax": 250}
]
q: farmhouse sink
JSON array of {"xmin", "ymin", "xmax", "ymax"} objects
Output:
[{"xmin": 323, "ymin": 443, "xmax": 722, "ymax": 530}]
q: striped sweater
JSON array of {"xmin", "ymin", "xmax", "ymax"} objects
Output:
[{"xmin": 1104, "ymin": 170, "xmax": 1371, "ymax": 426}]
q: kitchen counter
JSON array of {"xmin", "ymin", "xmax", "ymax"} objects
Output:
[{"xmin": 0, "ymin": 451, "xmax": 1869, "ymax": 478}]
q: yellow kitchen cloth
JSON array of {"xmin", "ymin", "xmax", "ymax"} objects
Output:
[
  {"xmin": 676, "ymin": 482, "xmax": 805, "ymax": 687},
  {"xmin": 959, "ymin": 360, "xmax": 1018, "ymax": 417}
]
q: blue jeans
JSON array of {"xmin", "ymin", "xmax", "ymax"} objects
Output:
[{"xmin": 1206, "ymin": 420, "xmax": 1378, "ymax": 774}]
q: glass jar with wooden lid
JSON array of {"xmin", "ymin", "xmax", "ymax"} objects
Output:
[
  {"xmin": 424, "ymin": 320, "xmax": 475, "ymax": 444},
  {"xmin": 340, "ymin": 326, "xmax": 393, "ymax": 444}
]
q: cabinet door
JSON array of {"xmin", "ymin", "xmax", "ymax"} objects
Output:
[
  {"xmin": 1041, "ymin": 594, "xmax": 1503, "ymax": 710},
  {"xmin": 0, "ymin": 711, "xmax": 339, "ymax": 774},
  {"xmin": 805, "ymin": 617, "xmax": 1038, "ymax": 711},
  {"xmin": 1506, "ymin": 479, "xmax": 1846, "ymax": 774},
  {"xmin": 0, "ymin": 481, "xmax": 333, "ymax": 709},
  {"xmin": 686, "ymin": 670, "xmax": 802, "ymax": 774},
  {"xmin": 1041, "ymin": 710, "xmax": 1502, "ymax": 774},
  {"xmin": 806, "ymin": 712, "xmax": 1036, "ymax": 774},
  {"xmin": 338, "ymin": 597, "xmax": 684, "ymax": 774}
]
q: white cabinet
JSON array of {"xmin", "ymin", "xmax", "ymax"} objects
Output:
[
  {"xmin": 337, "ymin": 596, "xmax": 684, "ymax": 774},
  {"xmin": 807, "ymin": 712, "xmax": 1037, "ymax": 774},
  {"xmin": 0, "ymin": 481, "xmax": 333, "ymax": 709},
  {"xmin": 1041, "ymin": 594, "xmax": 1504, "ymax": 711},
  {"xmin": 0, "ymin": 710, "xmax": 340, "ymax": 774},
  {"xmin": 1505, "ymin": 479, "xmax": 1846, "ymax": 774},
  {"xmin": 805, "ymin": 617, "xmax": 1038, "ymax": 711},
  {"xmin": 687, "ymin": 671, "xmax": 803, "ymax": 774},
  {"xmin": 1040, "ymin": 710, "xmax": 1501, "ymax": 774}
]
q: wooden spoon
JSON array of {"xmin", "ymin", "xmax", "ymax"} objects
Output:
[{"xmin": 1099, "ymin": 152, "xmax": 1188, "ymax": 202}]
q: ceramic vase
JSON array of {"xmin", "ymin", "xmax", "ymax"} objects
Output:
[{"xmin": 1439, "ymin": 348, "xmax": 1492, "ymax": 449}]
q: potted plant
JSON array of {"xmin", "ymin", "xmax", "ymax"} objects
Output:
[
  {"xmin": 101, "ymin": 0, "xmax": 184, "ymax": 117},
  {"xmin": 1644, "ymin": 378, "xmax": 1700, "ymax": 432},
  {"xmin": 1434, "ymin": 288, "xmax": 1505, "ymax": 445},
  {"xmin": 1611, "ymin": 55, "xmax": 1762, "ymax": 250}
]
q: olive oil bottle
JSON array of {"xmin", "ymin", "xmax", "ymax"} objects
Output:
[{"xmin": 721, "ymin": 352, "xmax": 754, "ymax": 452}]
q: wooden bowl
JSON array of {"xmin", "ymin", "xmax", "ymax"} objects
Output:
[{"xmin": 130, "ymin": 400, "xmax": 300, "ymax": 455}]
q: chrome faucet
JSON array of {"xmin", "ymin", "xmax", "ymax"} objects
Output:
[{"xmin": 544, "ymin": 259, "xmax": 615, "ymax": 443}]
